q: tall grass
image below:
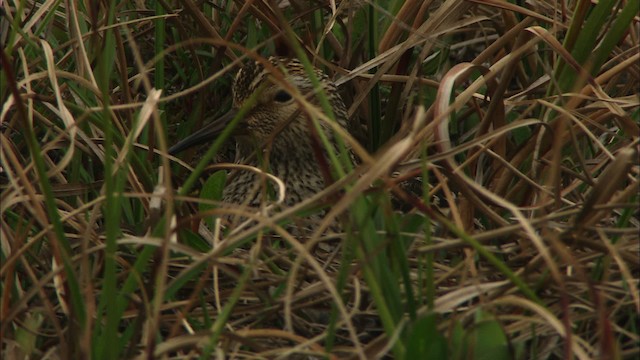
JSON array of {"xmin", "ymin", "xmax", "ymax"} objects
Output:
[{"xmin": 1, "ymin": 0, "xmax": 638, "ymax": 359}]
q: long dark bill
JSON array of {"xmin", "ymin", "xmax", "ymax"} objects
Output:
[{"xmin": 168, "ymin": 109, "xmax": 238, "ymax": 155}]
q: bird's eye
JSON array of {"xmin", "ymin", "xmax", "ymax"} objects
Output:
[{"xmin": 273, "ymin": 90, "xmax": 292, "ymax": 103}]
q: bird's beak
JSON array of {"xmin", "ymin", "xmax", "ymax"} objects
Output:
[{"xmin": 168, "ymin": 109, "xmax": 238, "ymax": 155}]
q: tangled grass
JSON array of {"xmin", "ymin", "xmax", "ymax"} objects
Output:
[{"xmin": 1, "ymin": 0, "xmax": 638, "ymax": 359}]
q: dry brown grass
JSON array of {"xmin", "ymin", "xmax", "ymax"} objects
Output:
[{"xmin": 1, "ymin": 0, "xmax": 638, "ymax": 359}]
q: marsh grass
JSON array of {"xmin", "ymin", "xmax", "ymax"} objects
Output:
[{"xmin": 1, "ymin": 0, "xmax": 638, "ymax": 359}]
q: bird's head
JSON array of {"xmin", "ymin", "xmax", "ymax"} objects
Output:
[{"xmin": 169, "ymin": 57, "xmax": 347, "ymax": 156}]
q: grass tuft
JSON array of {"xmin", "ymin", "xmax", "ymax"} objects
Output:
[{"xmin": 1, "ymin": 0, "xmax": 638, "ymax": 358}]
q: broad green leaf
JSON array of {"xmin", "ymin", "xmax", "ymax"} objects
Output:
[
  {"xmin": 199, "ymin": 170, "xmax": 227, "ymax": 214},
  {"xmin": 404, "ymin": 313, "xmax": 448, "ymax": 359}
]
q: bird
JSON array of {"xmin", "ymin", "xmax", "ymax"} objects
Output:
[{"xmin": 169, "ymin": 56, "xmax": 350, "ymax": 228}]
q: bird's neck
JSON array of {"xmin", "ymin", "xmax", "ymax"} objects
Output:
[
  {"xmin": 226, "ymin": 138, "xmax": 328, "ymax": 206},
  {"xmin": 234, "ymin": 135, "xmax": 318, "ymax": 166}
]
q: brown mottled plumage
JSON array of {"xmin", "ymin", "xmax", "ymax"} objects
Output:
[{"xmin": 170, "ymin": 57, "xmax": 349, "ymax": 219}]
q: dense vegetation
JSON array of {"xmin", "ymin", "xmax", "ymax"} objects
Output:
[{"xmin": 1, "ymin": 0, "xmax": 638, "ymax": 358}]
